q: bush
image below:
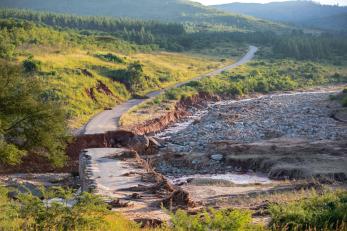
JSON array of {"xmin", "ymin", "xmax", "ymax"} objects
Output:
[
  {"xmin": 23, "ymin": 58, "xmax": 41, "ymax": 73},
  {"xmin": 97, "ymin": 53, "xmax": 125, "ymax": 64},
  {"xmin": 171, "ymin": 208, "xmax": 263, "ymax": 231},
  {"xmin": 0, "ymin": 187, "xmax": 142, "ymax": 231},
  {"xmin": 165, "ymin": 86, "xmax": 196, "ymax": 101},
  {"xmin": 269, "ymin": 191, "xmax": 347, "ymax": 230}
]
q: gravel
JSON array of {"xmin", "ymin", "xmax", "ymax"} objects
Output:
[{"xmin": 159, "ymin": 90, "xmax": 347, "ymax": 154}]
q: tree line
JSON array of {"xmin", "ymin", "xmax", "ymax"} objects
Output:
[{"xmin": 1, "ymin": 8, "xmax": 347, "ymax": 60}]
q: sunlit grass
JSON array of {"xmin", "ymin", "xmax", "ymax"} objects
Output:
[
  {"xmin": 18, "ymin": 46, "xmax": 228, "ymax": 129},
  {"xmin": 120, "ymin": 58, "xmax": 347, "ymax": 129}
]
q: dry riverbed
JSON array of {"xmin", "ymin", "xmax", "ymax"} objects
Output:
[{"xmin": 151, "ymin": 87, "xmax": 347, "ymax": 212}]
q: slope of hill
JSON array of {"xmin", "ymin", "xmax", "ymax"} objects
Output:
[
  {"xmin": 305, "ymin": 12, "xmax": 347, "ymax": 31},
  {"xmin": 213, "ymin": 1, "xmax": 347, "ymax": 31},
  {"xmin": 0, "ymin": 0, "xmax": 285, "ymax": 31},
  {"xmin": 0, "ymin": 18, "xmax": 234, "ymax": 128}
]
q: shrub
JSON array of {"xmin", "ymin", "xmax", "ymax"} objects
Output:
[
  {"xmin": 229, "ymin": 84, "xmax": 243, "ymax": 96},
  {"xmin": 165, "ymin": 86, "xmax": 196, "ymax": 101},
  {"xmin": 342, "ymin": 96, "xmax": 347, "ymax": 107},
  {"xmin": 97, "ymin": 53, "xmax": 125, "ymax": 63},
  {"xmin": 23, "ymin": 58, "xmax": 41, "ymax": 73},
  {"xmin": 0, "ymin": 187, "xmax": 142, "ymax": 231},
  {"xmin": 171, "ymin": 208, "xmax": 263, "ymax": 231},
  {"xmin": 269, "ymin": 190, "xmax": 347, "ymax": 230}
]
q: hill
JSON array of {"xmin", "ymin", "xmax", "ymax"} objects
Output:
[
  {"xmin": 213, "ymin": 1, "xmax": 347, "ymax": 31},
  {"xmin": 0, "ymin": 0, "xmax": 285, "ymax": 31}
]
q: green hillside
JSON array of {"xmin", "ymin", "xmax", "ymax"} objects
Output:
[
  {"xmin": 0, "ymin": 17, "xmax": 236, "ymax": 129},
  {"xmin": 305, "ymin": 12, "xmax": 347, "ymax": 31},
  {"xmin": 0, "ymin": 0, "xmax": 285, "ymax": 31},
  {"xmin": 213, "ymin": 1, "xmax": 347, "ymax": 31}
]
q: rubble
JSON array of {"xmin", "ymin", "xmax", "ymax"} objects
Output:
[{"xmin": 155, "ymin": 90, "xmax": 347, "ymax": 181}]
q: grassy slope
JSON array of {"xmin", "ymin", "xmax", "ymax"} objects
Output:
[
  {"xmin": 120, "ymin": 57, "xmax": 347, "ymax": 128},
  {"xmin": 17, "ymin": 45, "xmax": 232, "ymax": 128}
]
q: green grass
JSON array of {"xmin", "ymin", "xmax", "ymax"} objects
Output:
[
  {"xmin": 170, "ymin": 208, "xmax": 264, "ymax": 231},
  {"xmin": 2, "ymin": 185, "xmax": 346, "ymax": 230},
  {"xmin": 269, "ymin": 190, "xmax": 347, "ymax": 230},
  {"xmin": 1, "ymin": 18, "xmax": 235, "ymax": 129},
  {"xmin": 120, "ymin": 58, "xmax": 347, "ymax": 128},
  {"xmin": 30, "ymin": 49, "xmax": 229, "ymax": 128}
]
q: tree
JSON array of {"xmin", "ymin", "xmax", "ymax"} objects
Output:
[{"xmin": 0, "ymin": 62, "xmax": 68, "ymax": 167}]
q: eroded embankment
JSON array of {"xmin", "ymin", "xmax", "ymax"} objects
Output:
[
  {"xmin": 153, "ymin": 90, "xmax": 347, "ymax": 183},
  {"xmin": 128, "ymin": 93, "xmax": 222, "ymax": 135},
  {"xmin": 0, "ymin": 130, "xmax": 152, "ymax": 174}
]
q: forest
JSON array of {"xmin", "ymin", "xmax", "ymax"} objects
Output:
[{"xmin": 1, "ymin": 8, "xmax": 347, "ymax": 60}]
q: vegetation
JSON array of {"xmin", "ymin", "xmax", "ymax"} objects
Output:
[
  {"xmin": 0, "ymin": 187, "xmax": 142, "ymax": 231},
  {"xmin": 269, "ymin": 190, "xmax": 347, "ymax": 230},
  {"xmin": 342, "ymin": 89, "xmax": 347, "ymax": 107},
  {"xmin": 0, "ymin": 16, "xmax": 231, "ymax": 128},
  {"xmin": 0, "ymin": 62, "xmax": 68, "ymax": 167},
  {"xmin": 2, "ymin": 9, "xmax": 347, "ymax": 61},
  {"xmin": 214, "ymin": 1, "xmax": 347, "ymax": 32},
  {"xmin": 170, "ymin": 208, "xmax": 263, "ymax": 231},
  {"xmin": 331, "ymin": 88, "xmax": 347, "ymax": 107},
  {"xmin": 0, "ymin": 1, "xmax": 285, "ymax": 32},
  {"xmin": 2, "ymin": 185, "xmax": 346, "ymax": 231},
  {"xmin": 121, "ymin": 59, "xmax": 347, "ymax": 127}
]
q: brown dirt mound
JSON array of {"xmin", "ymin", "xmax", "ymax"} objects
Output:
[{"xmin": 162, "ymin": 189, "xmax": 195, "ymax": 209}]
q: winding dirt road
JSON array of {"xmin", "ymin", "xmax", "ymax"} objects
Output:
[{"xmin": 80, "ymin": 46, "xmax": 258, "ymax": 135}]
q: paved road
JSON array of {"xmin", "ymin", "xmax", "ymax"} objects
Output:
[{"xmin": 79, "ymin": 46, "xmax": 258, "ymax": 135}]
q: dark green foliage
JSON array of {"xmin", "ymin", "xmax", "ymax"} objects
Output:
[
  {"xmin": 269, "ymin": 191, "xmax": 347, "ymax": 230},
  {"xmin": 214, "ymin": 1, "xmax": 347, "ymax": 32},
  {"xmin": 108, "ymin": 61, "xmax": 156, "ymax": 93},
  {"xmin": 272, "ymin": 31, "xmax": 347, "ymax": 60},
  {"xmin": 97, "ymin": 53, "xmax": 125, "ymax": 64},
  {"xmin": 0, "ymin": 9, "xmax": 187, "ymax": 51},
  {"xmin": 0, "ymin": 187, "xmax": 111, "ymax": 230},
  {"xmin": 0, "ymin": 1, "xmax": 284, "ymax": 32},
  {"xmin": 1, "ymin": 9, "xmax": 347, "ymax": 59},
  {"xmin": 170, "ymin": 208, "xmax": 263, "ymax": 231},
  {"xmin": 23, "ymin": 57, "xmax": 41, "ymax": 72},
  {"xmin": 337, "ymin": 88, "xmax": 347, "ymax": 107},
  {"xmin": 0, "ymin": 62, "xmax": 68, "ymax": 167}
]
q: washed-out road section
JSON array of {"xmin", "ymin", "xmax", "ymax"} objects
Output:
[{"xmin": 79, "ymin": 46, "xmax": 258, "ymax": 135}]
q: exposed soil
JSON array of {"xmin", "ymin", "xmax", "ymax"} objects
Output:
[{"xmin": 153, "ymin": 89, "xmax": 347, "ymax": 182}]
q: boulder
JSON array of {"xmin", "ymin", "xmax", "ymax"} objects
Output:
[{"xmin": 106, "ymin": 130, "xmax": 149, "ymax": 152}]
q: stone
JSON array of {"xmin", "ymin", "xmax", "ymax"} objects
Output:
[{"xmin": 210, "ymin": 154, "xmax": 224, "ymax": 161}]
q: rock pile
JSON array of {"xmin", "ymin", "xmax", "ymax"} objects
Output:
[{"xmin": 155, "ymin": 90, "xmax": 347, "ymax": 181}]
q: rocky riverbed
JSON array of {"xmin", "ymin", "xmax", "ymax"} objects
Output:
[{"xmin": 154, "ymin": 89, "xmax": 347, "ymax": 181}]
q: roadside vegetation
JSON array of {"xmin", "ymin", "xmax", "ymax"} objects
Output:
[
  {"xmin": 269, "ymin": 190, "xmax": 347, "ymax": 230},
  {"xmin": 1, "ymin": 186, "xmax": 346, "ymax": 231},
  {"xmin": 121, "ymin": 58, "xmax": 347, "ymax": 128}
]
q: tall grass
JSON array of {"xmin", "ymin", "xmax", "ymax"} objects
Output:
[
  {"xmin": 269, "ymin": 190, "xmax": 347, "ymax": 231},
  {"xmin": 170, "ymin": 208, "xmax": 265, "ymax": 231}
]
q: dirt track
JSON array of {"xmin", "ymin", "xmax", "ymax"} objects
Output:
[{"xmin": 78, "ymin": 46, "xmax": 258, "ymax": 135}]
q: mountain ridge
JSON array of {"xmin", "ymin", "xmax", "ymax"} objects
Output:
[
  {"xmin": 213, "ymin": 1, "xmax": 347, "ymax": 31},
  {"xmin": 0, "ymin": 0, "xmax": 286, "ymax": 31}
]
